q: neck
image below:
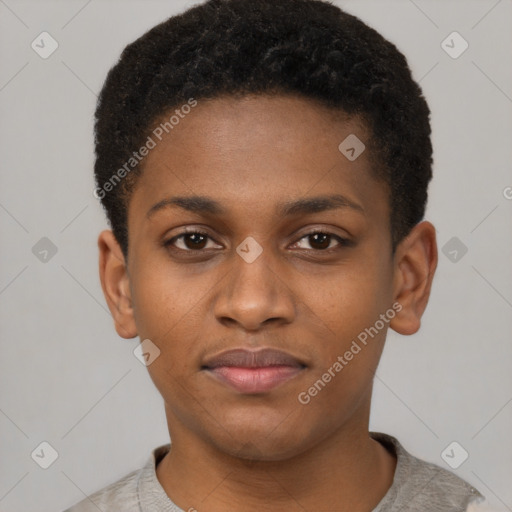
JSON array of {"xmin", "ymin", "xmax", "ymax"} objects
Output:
[{"xmin": 156, "ymin": 401, "xmax": 396, "ymax": 511}]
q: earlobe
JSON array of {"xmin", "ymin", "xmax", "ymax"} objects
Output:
[
  {"xmin": 389, "ymin": 221, "xmax": 438, "ymax": 336},
  {"xmin": 98, "ymin": 230, "xmax": 138, "ymax": 339}
]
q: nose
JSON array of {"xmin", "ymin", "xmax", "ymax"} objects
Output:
[{"xmin": 213, "ymin": 247, "xmax": 296, "ymax": 332}]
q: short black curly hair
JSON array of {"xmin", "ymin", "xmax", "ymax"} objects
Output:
[{"xmin": 93, "ymin": 0, "xmax": 432, "ymax": 258}]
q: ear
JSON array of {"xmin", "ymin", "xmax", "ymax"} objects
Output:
[
  {"xmin": 389, "ymin": 221, "xmax": 438, "ymax": 336},
  {"xmin": 98, "ymin": 230, "xmax": 138, "ymax": 339}
]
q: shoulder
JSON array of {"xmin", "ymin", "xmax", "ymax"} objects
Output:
[
  {"xmin": 371, "ymin": 432, "xmax": 485, "ymax": 512},
  {"xmin": 62, "ymin": 467, "xmax": 141, "ymax": 511},
  {"xmin": 62, "ymin": 444, "xmax": 172, "ymax": 512}
]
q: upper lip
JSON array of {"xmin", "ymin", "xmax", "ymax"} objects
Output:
[{"xmin": 202, "ymin": 348, "xmax": 306, "ymax": 369}]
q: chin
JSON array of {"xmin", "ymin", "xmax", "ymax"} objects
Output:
[
  {"xmin": 215, "ymin": 434, "xmax": 306, "ymax": 462},
  {"xmin": 205, "ymin": 409, "xmax": 318, "ymax": 462}
]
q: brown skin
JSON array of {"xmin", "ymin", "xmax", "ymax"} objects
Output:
[{"xmin": 98, "ymin": 95, "xmax": 437, "ymax": 511}]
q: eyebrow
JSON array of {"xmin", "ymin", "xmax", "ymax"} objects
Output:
[{"xmin": 146, "ymin": 193, "xmax": 364, "ymax": 219}]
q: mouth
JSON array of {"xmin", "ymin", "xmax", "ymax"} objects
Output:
[{"xmin": 202, "ymin": 348, "xmax": 307, "ymax": 394}]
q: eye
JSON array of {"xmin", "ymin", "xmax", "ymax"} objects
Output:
[
  {"xmin": 291, "ymin": 230, "xmax": 348, "ymax": 251},
  {"xmin": 163, "ymin": 228, "xmax": 349, "ymax": 254},
  {"xmin": 164, "ymin": 230, "xmax": 222, "ymax": 252}
]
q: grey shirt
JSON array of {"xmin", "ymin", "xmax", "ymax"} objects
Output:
[{"xmin": 63, "ymin": 432, "xmax": 485, "ymax": 511}]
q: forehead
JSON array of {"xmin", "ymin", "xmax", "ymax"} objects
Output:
[{"xmin": 128, "ymin": 94, "xmax": 388, "ymax": 225}]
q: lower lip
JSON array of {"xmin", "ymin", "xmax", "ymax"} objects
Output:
[{"xmin": 206, "ymin": 365, "xmax": 303, "ymax": 393}]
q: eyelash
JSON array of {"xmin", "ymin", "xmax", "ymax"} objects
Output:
[{"xmin": 163, "ymin": 228, "xmax": 350, "ymax": 254}]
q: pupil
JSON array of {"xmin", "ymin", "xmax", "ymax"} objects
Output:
[
  {"xmin": 311, "ymin": 233, "xmax": 330, "ymax": 249},
  {"xmin": 186, "ymin": 233, "xmax": 206, "ymax": 249}
]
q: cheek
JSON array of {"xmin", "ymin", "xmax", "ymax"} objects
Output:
[
  {"xmin": 295, "ymin": 315, "xmax": 387, "ymax": 429},
  {"xmin": 302, "ymin": 258, "xmax": 392, "ymax": 392},
  {"xmin": 129, "ymin": 270, "xmax": 206, "ymax": 388},
  {"xmin": 310, "ymin": 263, "xmax": 391, "ymax": 338},
  {"xmin": 130, "ymin": 257, "xmax": 202, "ymax": 337}
]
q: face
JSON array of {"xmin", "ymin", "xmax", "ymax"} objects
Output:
[{"xmin": 103, "ymin": 94, "xmax": 427, "ymax": 462}]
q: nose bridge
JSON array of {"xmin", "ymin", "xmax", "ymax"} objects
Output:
[{"xmin": 214, "ymin": 240, "xmax": 295, "ymax": 330}]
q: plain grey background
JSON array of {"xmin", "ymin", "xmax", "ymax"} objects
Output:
[{"xmin": 0, "ymin": 0, "xmax": 511, "ymax": 511}]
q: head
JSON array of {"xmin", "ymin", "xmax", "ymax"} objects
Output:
[{"xmin": 97, "ymin": 0, "xmax": 437, "ymax": 460}]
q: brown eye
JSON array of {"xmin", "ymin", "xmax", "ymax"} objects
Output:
[
  {"xmin": 181, "ymin": 233, "xmax": 208, "ymax": 250},
  {"xmin": 164, "ymin": 231, "xmax": 221, "ymax": 252},
  {"xmin": 308, "ymin": 233, "xmax": 331, "ymax": 250},
  {"xmin": 293, "ymin": 231, "xmax": 347, "ymax": 251}
]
